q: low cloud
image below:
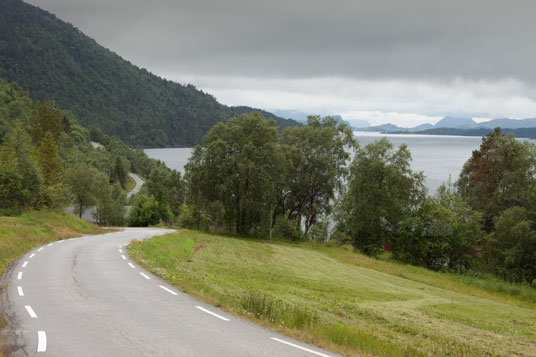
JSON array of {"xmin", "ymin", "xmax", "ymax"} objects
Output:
[
  {"xmin": 26, "ymin": 0, "xmax": 536, "ymax": 126},
  {"xmin": 166, "ymin": 74, "xmax": 536, "ymax": 126}
]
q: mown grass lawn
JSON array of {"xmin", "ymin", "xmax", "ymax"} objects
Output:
[{"xmin": 129, "ymin": 230, "xmax": 536, "ymax": 357}]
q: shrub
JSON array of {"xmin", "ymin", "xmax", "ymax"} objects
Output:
[
  {"xmin": 176, "ymin": 204, "xmax": 211, "ymax": 230},
  {"xmin": 127, "ymin": 194, "xmax": 172, "ymax": 227},
  {"xmin": 273, "ymin": 216, "xmax": 303, "ymax": 241}
]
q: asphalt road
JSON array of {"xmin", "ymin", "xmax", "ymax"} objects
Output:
[
  {"xmin": 127, "ymin": 173, "xmax": 144, "ymax": 198},
  {"xmin": 1, "ymin": 228, "xmax": 337, "ymax": 356}
]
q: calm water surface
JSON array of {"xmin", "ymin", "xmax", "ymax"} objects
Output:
[{"xmin": 145, "ymin": 132, "xmax": 494, "ymax": 192}]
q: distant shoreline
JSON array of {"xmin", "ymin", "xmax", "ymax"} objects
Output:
[{"xmin": 354, "ymin": 128, "xmax": 536, "ymax": 140}]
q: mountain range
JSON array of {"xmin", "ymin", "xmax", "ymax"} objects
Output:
[
  {"xmin": 358, "ymin": 116, "xmax": 536, "ymax": 133},
  {"xmin": 0, "ymin": 0, "xmax": 297, "ymax": 147}
]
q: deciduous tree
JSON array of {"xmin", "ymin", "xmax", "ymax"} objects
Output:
[
  {"xmin": 280, "ymin": 116, "xmax": 356, "ymax": 238},
  {"xmin": 185, "ymin": 112, "xmax": 281, "ymax": 234},
  {"xmin": 343, "ymin": 138, "xmax": 425, "ymax": 256},
  {"xmin": 457, "ymin": 128, "xmax": 536, "ymax": 231}
]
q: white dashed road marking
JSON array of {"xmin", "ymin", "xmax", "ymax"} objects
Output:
[
  {"xmin": 195, "ymin": 306, "xmax": 230, "ymax": 321},
  {"xmin": 17, "ymin": 272, "xmax": 23, "ymax": 280},
  {"xmin": 47, "ymin": 243, "xmax": 53, "ymax": 246},
  {"xmin": 140, "ymin": 272, "xmax": 151, "ymax": 280},
  {"xmin": 22, "ymin": 261, "xmax": 28, "ymax": 268},
  {"xmin": 30, "ymin": 254, "xmax": 36, "ymax": 258},
  {"xmin": 25, "ymin": 305, "xmax": 37, "ymax": 318},
  {"xmin": 271, "ymin": 338, "xmax": 331, "ymax": 357},
  {"xmin": 121, "ymin": 255, "xmax": 126, "ymax": 260},
  {"xmin": 128, "ymin": 263, "xmax": 136, "ymax": 269},
  {"xmin": 159, "ymin": 286, "xmax": 178, "ymax": 296},
  {"xmin": 119, "ymin": 249, "xmax": 123, "ymax": 253},
  {"xmin": 17, "ymin": 286, "xmax": 24, "ymax": 296},
  {"xmin": 37, "ymin": 331, "xmax": 47, "ymax": 352},
  {"xmin": 38, "ymin": 248, "xmax": 44, "ymax": 252}
]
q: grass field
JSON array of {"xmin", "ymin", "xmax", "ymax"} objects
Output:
[
  {"xmin": 129, "ymin": 230, "xmax": 536, "ymax": 357},
  {"xmin": 0, "ymin": 211, "xmax": 101, "ymax": 354}
]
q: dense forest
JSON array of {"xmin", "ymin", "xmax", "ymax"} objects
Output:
[
  {"xmin": 0, "ymin": 78, "xmax": 180, "ymax": 225},
  {"xmin": 0, "ymin": 0, "xmax": 297, "ymax": 147}
]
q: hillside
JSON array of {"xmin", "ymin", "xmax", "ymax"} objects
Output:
[
  {"xmin": 0, "ymin": 0, "xmax": 297, "ymax": 147},
  {"xmin": 130, "ymin": 230, "xmax": 536, "ymax": 357}
]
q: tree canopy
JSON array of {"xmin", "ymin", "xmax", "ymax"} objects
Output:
[{"xmin": 457, "ymin": 127, "xmax": 536, "ymax": 231}]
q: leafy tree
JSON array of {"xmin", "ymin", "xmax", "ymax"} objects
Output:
[
  {"xmin": 0, "ymin": 168, "xmax": 24, "ymax": 215},
  {"xmin": 0, "ymin": 123, "xmax": 42, "ymax": 209},
  {"xmin": 112, "ymin": 156, "xmax": 128, "ymax": 189},
  {"xmin": 64, "ymin": 164, "xmax": 104, "ymax": 218},
  {"xmin": 488, "ymin": 207, "xmax": 536, "ymax": 282},
  {"xmin": 392, "ymin": 184, "xmax": 482, "ymax": 271},
  {"xmin": 457, "ymin": 128, "xmax": 536, "ymax": 231},
  {"xmin": 40, "ymin": 183, "xmax": 72, "ymax": 211},
  {"xmin": 145, "ymin": 165, "xmax": 184, "ymax": 216},
  {"xmin": 279, "ymin": 116, "xmax": 357, "ymax": 238},
  {"xmin": 127, "ymin": 194, "xmax": 172, "ymax": 227},
  {"xmin": 176, "ymin": 203, "xmax": 211, "ymax": 230},
  {"xmin": 343, "ymin": 138, "xmax": 425, "ymax": 256},
  {"xmin": 95, "ymin": 181, "xmax": 126, "ymax": 226},
  {"xmin": 272, "ymin": 215, "xmax": 303, "ymax": 241},
  {"xmin": 186, "ymin": 112, "xmax": 281, "ymax": 234}
]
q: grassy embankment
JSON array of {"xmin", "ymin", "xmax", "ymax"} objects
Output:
[
  {"xmin": 125, "ymin": 175, "xmax": 137, "ymax": 193},
  {"xmin": 0, "ymin": 211, "xmax": 101, "ymax": 354},
  {"xmin": 129, "ymin": 230, "xmax": 536, "ymax": 357}
]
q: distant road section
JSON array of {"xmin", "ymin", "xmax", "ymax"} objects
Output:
[
  {"xmin": 2, "ymin": 228, "xmax": 336, "ymax": 356},
  {"xmin": 65, "ymin": 173, "xmax": 144, "ymax": 222},
  {"xmin": 127, "ymin": 173, "xmax": 144, "ymax": 198}
]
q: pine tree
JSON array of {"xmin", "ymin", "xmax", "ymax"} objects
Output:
[{"xmin": 38, "ymin": 131, "xmax": 63, "ymax": 186}]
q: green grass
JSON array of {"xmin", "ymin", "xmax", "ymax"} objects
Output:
[
  {"xmin": 0, "ymin": 210, "xmax": 102, "ymax": 353},
  {"xmin": 125, "ymin": 175, "xmax": 137, "ymax": 193},
  {"xmin": 129, "ymin": 230, "xmax": 536, "ymax": 356}
]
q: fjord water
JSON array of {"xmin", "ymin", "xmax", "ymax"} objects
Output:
[{"xmin": 145, "ymin": 132, "xmax": 490, "ymax": 192}]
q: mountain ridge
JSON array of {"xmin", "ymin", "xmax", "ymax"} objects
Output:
[{"xmin": 0, "ymin": 0, "xmax": 297, "ymax": 147}]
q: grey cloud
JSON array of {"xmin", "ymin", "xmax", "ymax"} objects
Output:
[{"xmin": 26, "ymin": 0, "xmax": 536, "ymax": 82}]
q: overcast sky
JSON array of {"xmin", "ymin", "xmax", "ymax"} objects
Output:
[{"xmin": 26, "ymin": 0, "xmax": 536, "ymax": 126}]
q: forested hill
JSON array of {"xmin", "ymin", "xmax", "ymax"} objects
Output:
[{"xmin": 0, "ymin": 0, "xmax": 297, "ymax": 147}]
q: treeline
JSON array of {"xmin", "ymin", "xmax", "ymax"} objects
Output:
[
  {"xmin": 0, "ymin": 79, "xmax": 173, "ymax": 225},
  {"xmin": 0, "ymin": 0, "xmax": 297, "ymax": 147},
  {"xmin": 145, "ymin": 113, "xmax": 535, "ymax": 285}
]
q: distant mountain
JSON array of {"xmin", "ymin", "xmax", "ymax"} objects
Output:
[
  {"xmin": 273, "ymin": 111, "xmax": 355, "ymax": 127},
  {"xmin": 346, "ymin": 119, "xmax": 370, "ymax": 128},
  {"xmin": 478, "ymin": 118, "xmax": 536, "ymax": 129},
  {"xmin": 414, "ymin": 123, "xmax": 434, "ymax": 130},
  {"xmin": 271, "ymin": 110, "xmax": 310, "ymax": 122},
  {"xmin": 0, "ymin": 0, "xmax": 297, "ymax": 147},
  {"xmin": 363, "ymin": 123, "xmax": 401, "ymax": 132},
  {"xmin": 434, "ymin": 117, "xmax": 477, "ymax": 128},
  {"xmin": 408, "ymin": 127, "xmax": 536, "ymax": 139}
]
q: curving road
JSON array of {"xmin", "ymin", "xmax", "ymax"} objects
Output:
[
  {"xmin": 1, "ymin": 228, "xmax": 336, "ymax": 356},
  {"xmin": 126, "ymin": 173, "xmax": 144, "ymax": 198}
]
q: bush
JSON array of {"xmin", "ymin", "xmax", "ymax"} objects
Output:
[
  {"xmin": 176, "ymin": 204, "xmax": 211, "ymax": 230},
  {"xmin": 331, "ymin": 231, "xmax": 351, "ymax": 246},
  {"xmin": 488, "ymin": 207, "xmax": 536, "ymax": 282},
  {"xmin": 127, "ymin": 194, "xmax": 172, "ymax": 227},
  {"xmin": 273, "ymin": 216, "xmax": 303, "ymax": 241}
]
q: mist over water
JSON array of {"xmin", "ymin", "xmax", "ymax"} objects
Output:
[{"xmin": 145, "ymin": 132, "xmax": 493, "ymax": 193}]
